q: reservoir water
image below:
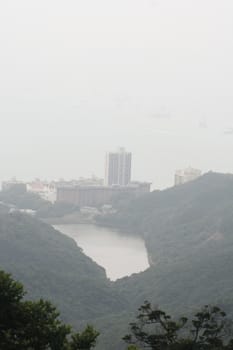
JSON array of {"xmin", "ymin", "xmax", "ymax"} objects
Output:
[{"xmin": 55, "ymin": 224, "xmax": 149, "ymax": 281}]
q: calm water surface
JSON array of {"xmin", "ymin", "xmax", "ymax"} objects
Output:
[{"xmin": 55, "ymin": 224, "xmax": 149, "ymax": 281}]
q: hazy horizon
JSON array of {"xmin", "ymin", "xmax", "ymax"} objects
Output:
[{"xmin": 1, "ymin": 0, "xmax": 233, "ymax": 188}]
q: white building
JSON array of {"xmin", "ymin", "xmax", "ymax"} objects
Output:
[
  {"xmin": 105, "ymin": 148, "xmax": 132, "ymax": 186},
  {"xmin": 27, "ymin": 180, "xmax": 57, "ymax": 203},
  {"xmin": 175, "ymin": 167, "xmax": 202, "ymax": 186}
]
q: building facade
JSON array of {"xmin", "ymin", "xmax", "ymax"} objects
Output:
[
  {"xmin": 57, "ymin": 182, "xmax": 151, "ymax": 208},
  {"xmin": 175, "ymin": 167, "xmax": 202, "ymax": 186},
  {"xmin": 105, "ymin": 148, "xmax": 132, "ymax": 186}
]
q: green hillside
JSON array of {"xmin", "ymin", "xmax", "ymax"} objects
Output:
[
  {"xmin": 0, "ymin": 212, "xmax": 126, "ymax": 326},
  {"xmin": 2, "ymin": 172, "xmax": 233, "ymax": 349},
  {"xmin": 100, "ymin": 173, "xmax": 233, "ymax": 314}
]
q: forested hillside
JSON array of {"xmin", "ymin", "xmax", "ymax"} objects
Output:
[
  {"xmin": 2, "ymin": 173, "xmax": 233, "ymax": 349},
  {"xmin": 0, "ymin": 212, "xmax": 126, "ymax": 326},
  {"xmin": 100, "ymin": 173, "xmax": 233, "ymax": 314}
]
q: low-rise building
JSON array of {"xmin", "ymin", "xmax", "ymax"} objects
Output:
[
  {"xmin": 57, "ymin": 182, "xmax": 151, "ymax": 208},
  {"xmin": 27, "ymin": 180, "xmax": 57, "ymax": 203},
  {"xmin": 175, "ymin": 167, "xmax": 202, "ymax": 186}
]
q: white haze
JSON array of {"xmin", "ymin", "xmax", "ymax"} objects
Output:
[{"xmin": 0, "ymin": 0, "xmax": 233, "ymax": 188}]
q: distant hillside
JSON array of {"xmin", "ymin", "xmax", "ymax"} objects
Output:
[
  {"xmin": 0, "ymin": 212, "xmax": 126, "ymax": 325},
  {"xmin": 99, "ymin": 172, "xmax": 233, "ymax": 259},
  {"xmin": 100, "ymin": 173, "xmax": 233, "ymax": 313}
]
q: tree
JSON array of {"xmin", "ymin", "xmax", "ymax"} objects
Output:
[
  {"xmin": 70, "ymin": 325, "xmax": 99, "ymax": 350},
  {"xmin": 123, "ymin": 301, "xmax": 187, "ymax": 350},
  {"xmin": 0, "ymin": 270, "xmax": 99, "ymax": 350},
  {"xmin": 123, "ymin": 301, "xmax": 233, "ymax": 350},
  {"xmin": 20, "ymin": 299, "xmax": 71, "ymax": 350},
  {"xmin": 190, "ymin": 305, "xmax": 229, "ymax": 349}
]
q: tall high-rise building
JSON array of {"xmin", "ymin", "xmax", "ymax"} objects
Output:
[{"xmin": 105, "ymin": 148, "xmax": 132, "ymax": 186}]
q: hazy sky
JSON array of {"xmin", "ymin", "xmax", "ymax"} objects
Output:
[{"xmin": 0, "ymin": 0, "xmax": 233, "ymax": 188}]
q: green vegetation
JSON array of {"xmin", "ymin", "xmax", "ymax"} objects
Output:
[
  {"xmin": 70, "ymin": 325, "xmax": 99, "ymax": 350},
  {"xmin": 97, "ymin": 173, "xmax": 233, "ymax": 313},
  {"xmin": 0, "ymin": 212, "xmax": 127, "ymax": 326},
  {"xmin": 0, "ymin": 184, "xmax": 48, "ymax": 210},
  {"xmin": 0, "ymin": 269, "xmax": 99, "ymax": 349},
  {"xmin": 96, "ymin": 173, "xmax": 233, "ymax": 347},
  {"xmin": 3, "ymin": 269, "xmax": 233, "ymax": 350},
  {"xmin": 2, "ymin": 268, "xmax": 233, "ymax": 350},
  {"xmin": 0, "ymin": 184, "xmax": 80, "ymax": 220},
  {"xmin": 124, "ymin": 301, "xmax": 233, "ymax": 350},
  {"xmin": 2, "ymin": 173, "xmax": 233, "ymax": 349},
  {"xmin": 37, "ymin": 201, "xmax": 80, "ymax": 219}
]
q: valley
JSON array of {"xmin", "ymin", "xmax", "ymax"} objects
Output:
[
  {"xmin": 54, "ymin": 224, "xmax": 149, "ymax": 280},
  {"xmin": 1, "ymin": 173, "xmax": 233, "ymax": 349}
]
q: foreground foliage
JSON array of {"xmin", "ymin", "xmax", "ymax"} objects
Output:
[
  {"xmin": 124, "ymin": 301, "xmax": 233, "ymax": 350},
  {"xmin": 0, "ymin": 270, "xmax": 99, "ymax": 349}
]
